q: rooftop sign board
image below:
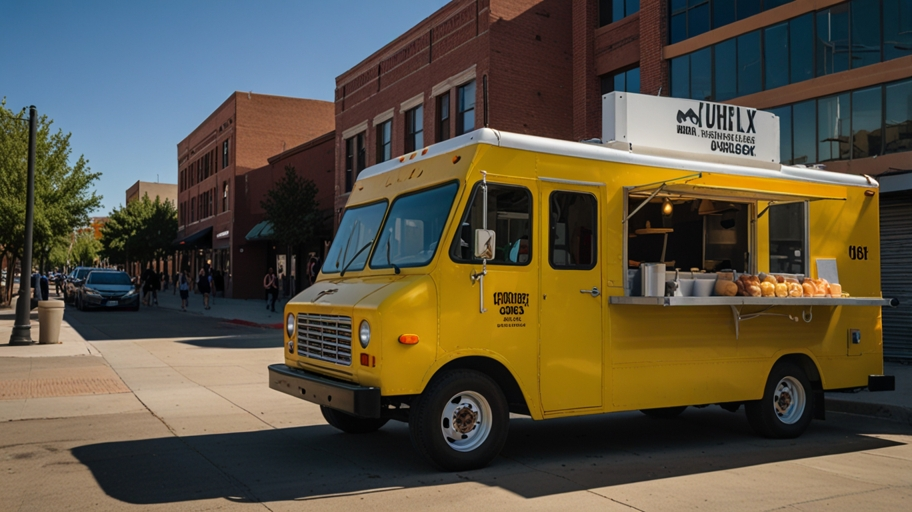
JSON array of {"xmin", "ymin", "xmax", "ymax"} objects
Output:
[{"xmin": 602, "ymin": 92, "xmax": 780, "ymax": 167}]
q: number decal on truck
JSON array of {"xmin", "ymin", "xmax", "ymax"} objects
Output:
[{"xmin": 848, "ymin": 245, "xmax": 869, "ymax": 261}]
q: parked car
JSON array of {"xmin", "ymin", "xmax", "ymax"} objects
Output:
[
  {"xmin": 65, "ymin": 267, "xmax": 117, "ymax": 304},
  {"xmin": 75, "ymin": 271, "xmax": 140, "ymax": 311}
]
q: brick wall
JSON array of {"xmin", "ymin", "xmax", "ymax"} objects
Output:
[{"xmin": 638, "ymin": 0, "xmax": 668, "ymax": 96}]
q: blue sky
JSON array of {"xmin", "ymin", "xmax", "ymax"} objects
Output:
[{"xmin": 1, "ymin": 0, "xmax": 449, "ymax": 215}]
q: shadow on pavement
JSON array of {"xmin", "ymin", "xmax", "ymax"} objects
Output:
[
  {"xmin": 71, "ymin": 408, "xmax": 909, "ymax": 505},
  {"xmin": 176, "ymin": 336, "xmax": 282, "ymax": 349},
  {"xmin": 63, "ymin": 306, "xmax": 266, "ymax": 342}
]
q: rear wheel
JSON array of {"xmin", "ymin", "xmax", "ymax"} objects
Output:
[
  {"xmin": 409, "ymin": 370, "xmax": 508, "ymax": 471},
  {"xmin": 320, "ymin": 406, "xmax": 388, "ymax": 434},
  {"xmin": 640, "ymin": 406, "xmax": 687, "ymax": 419},
  {"xmin": 745, "ymin": 361, "xmax": 813, "ymax": 438}
]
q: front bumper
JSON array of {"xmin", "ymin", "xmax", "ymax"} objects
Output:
[
  {"xmin": 83, "ymin": 294, "xmax": 139, "ymax": 308},
  {"xmin": 268, "ymin": 364, "xmax": 381, "ymax": 418}
]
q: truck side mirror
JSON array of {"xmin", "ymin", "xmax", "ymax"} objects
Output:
[{"xmin": 474, "ymin": 229, "xmax": 496, "ymax": 260}]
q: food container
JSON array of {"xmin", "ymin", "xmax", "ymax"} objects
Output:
[
  {"xmin": 693, "ymin": 277, "xmax": 716, "ymax": 297},
  {"xmin": 641, "ymin": 263, "xmax": 666, "ymax": 297},
  {"xmin": 677, "ymin": 278, "xmax": 695, "ymax": 296}
]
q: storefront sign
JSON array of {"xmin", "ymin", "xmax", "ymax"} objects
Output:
[
  {"xmin": 602, "ymin": 92, "xmax": 780, "ymax": 166},
  {"xmin": 216, "ymin": 230, "xmax": 229, "ymax": 239}
]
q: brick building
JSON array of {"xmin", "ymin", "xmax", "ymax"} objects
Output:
[
  {"xmin": 334, "ymin": 0, "xmax": 911, "ymax": 353},
  {"xmin": 232, "ymin": 131, "xmax": 336, "ymax": 299},
  {"xmin": 333, "ymin": 0, "xmax": 575, "ymax": 223},
  {"xmin": 125, "ymin": 181, "xmax": 178, "ymax": 277},
  {"xmin": 175, "ymin": 92, "xmax": 334, "ymax": 297}
]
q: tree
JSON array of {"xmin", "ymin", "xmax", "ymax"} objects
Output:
[
  {"xmin": 0, "ymin": 99, "xmax": 102, "ymax": 305},
  {"xmin": 100, "ymin": 194, "xmax": 177, "ymax": 269},
  {"xmin": 262, "ymin": 166, "xmax": 322, "ymax": 250},
  {"xmin": 71, "ymin": 230, "xmax": 102, "ymax": 267},
  {"xmin": 261, "ymin": 166, "xmax": 324, "ymax": 289}
]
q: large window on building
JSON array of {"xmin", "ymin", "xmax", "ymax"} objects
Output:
[
  {"xmin": 670, "ymin": 1, "xmax": 908, "ymax": 103},
  {"xmin": 456, "ymin": 80, "xmax": 476, "ymax": 136},
  {"xmin": 437, "ymin": 92, "xmax": 451, "ymax": 142},
  {"xmin": 852, "ymin": 86, "xmax": 883, "ymax": 159},
  {"xmin": 405, "ymin": 105, "xmax": 424, "ymax": 153},
  {"xmin": 599, "ymin": 0, "xmax": 640, "ymax": 27},
  {"xmin": 670, "ymin": 0, "xmax": 794, "ymax": 44},
  {"xmin": 345, "ymin": 132, "xmax": 366, "ymax": 193},
  {"xmin": 885, "ymin": 79, "xmax": 912, "ymax": 154},
  {"xmin": 376, "ymin": 119, "xmax": 391, "ymax": 163},
  {"xmin": 772, "ymin": 78, "xmax": 912, "ymax": 165},
  {"xmin": 600, "ymin": 66, "xmax": 640, "ymax": 95},
  {"xmin": 884, "ymin": 0, "xmax": 912, "ymax": 61},
  {"xmin": 816, "ymin": 3, "xmax": 850, "ymax": 76}
]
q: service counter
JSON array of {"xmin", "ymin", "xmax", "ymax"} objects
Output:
[{"xmin": 608, "ymin": 295, "xmax": 895, "ymax": 339}]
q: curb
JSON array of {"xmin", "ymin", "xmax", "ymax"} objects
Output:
[{"xmin": 825, "ymin": 398, "xmax": 912, "ymax": 426}]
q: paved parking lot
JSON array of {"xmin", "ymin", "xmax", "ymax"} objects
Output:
[{"xmin": 1, "ymin": 303, "xmax": 911, "ymax": 511}]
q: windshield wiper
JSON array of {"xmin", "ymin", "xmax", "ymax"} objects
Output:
[
  {"xmin": 340, "ymin": 240, "xmax": 373, "ymax": 277},
  {"xmin": 385, "ymin": 235, "xmax": 401, "ymax": 275}
]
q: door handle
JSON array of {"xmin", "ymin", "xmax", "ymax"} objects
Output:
[{"xmin": 580, "ymin": 287, "xmax": 600, "ymax": 297}]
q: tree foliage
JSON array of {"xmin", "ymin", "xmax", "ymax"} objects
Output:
[
  {"xmin": 0, "ymin": 99, "xmax": 102, "ymax": 304},
  {"xmin": 101, "ymin": 195, "xmax": 177, "ymax": 267},
  {"xmin": 71, "ymin": 230, "xmax": 102, "ymax": 267},
  {"xmin": 261, "ymin": 166, "xmax": 322, "ymax": 250}
]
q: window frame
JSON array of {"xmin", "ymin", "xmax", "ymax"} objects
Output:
[
  {"xmin": 369, "ymin": 180, "xmax": 461, "ymax": 271},
  {"xmin": 437, "ymin": 92, "xmax": 451, "ymax": 142},
  {"xmin": 450, "ymin": 181, "xmax": 534, "ymax": 267},
  {"xmin": 404, "ymin": 105, "xmax": 424, "ymax": 153},
  {"xmin": 456, "ymin": 80, "xmax": 476, "ymax": 136},
  {"xmin": 376, "ymin": 119, "xmax": 392, "ymax": 163},
  {"xmin": 548, "ymin": 191, "xmax": 599, "ymax": 271}
]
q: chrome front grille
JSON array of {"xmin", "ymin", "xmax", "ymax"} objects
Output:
[{"xmin": 296, "ymin": 314, "xmax": 353, "ymax": 366}]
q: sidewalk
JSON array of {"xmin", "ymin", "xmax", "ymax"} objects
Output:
[
  {"xmin": 143, "ymin": 286, "xmax": 289, "ymax": 329},
  {"xmin": 825, "ymin": 361, "xmax": 912, "ymax": 426}
]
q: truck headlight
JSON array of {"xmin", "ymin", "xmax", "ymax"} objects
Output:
[
  {"xmin": 286, "ymin": 313, "xmax": 296, "ymax": 338},
  {"xmin": 359, "ymin": 320, "xmax": 371, "ymax": 348}
]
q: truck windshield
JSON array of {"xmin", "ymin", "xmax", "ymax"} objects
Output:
[
  {"xmin": 323, "ymin": 201, "xmax": 388, "ymax": 274},
  {"xmin": 370, "ymin": 182, "xmax": 459, "ymax": 270}
]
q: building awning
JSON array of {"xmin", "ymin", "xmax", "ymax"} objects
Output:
[
  {"xmin": 245, "ymin": 221, "xmax": 274, "ymax": 241},
  {"xmin": 173, "ymin": 226, "xmax": 213, "ymax": 249}
]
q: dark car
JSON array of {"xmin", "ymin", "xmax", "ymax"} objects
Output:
[
  {"xmin": 64, "ymin": 267, "xmax": 115, "ymax": 303},
  {"xmin": 75, "ymin": 271, "xmax": 140, "ymax": 311}
]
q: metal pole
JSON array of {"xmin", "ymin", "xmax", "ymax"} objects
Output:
[{"xmin": 9, "ymin": 106, "xmax": 38, "ymax": 345}]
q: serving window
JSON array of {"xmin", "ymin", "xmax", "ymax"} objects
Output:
[{"xmin": 623, "ymin": 178, "xmax": 824, "ymax": 296}]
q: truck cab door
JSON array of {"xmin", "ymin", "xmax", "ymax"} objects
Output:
[{"xmin": 539, "ymin": 183, "xmax": 603, "ymax": 412}]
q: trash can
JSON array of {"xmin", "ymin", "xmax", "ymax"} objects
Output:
[{"xmin": 37, "ymin": 300, "xmax": 65, "ymax": 344}]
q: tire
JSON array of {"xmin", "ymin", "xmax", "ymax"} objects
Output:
[
  {"xmin": 745, "ymin": 361, "xmax": 813, "ymax": 439},
  {"xmin": 320, "ymin": 406, "xmax": 388, "ymax": 434},
  {"xmin": 409, "ymin": 369, "xmax": 509, "ymax": 471},
  {"xmin": 640, "ymin": 406, "xmax": 687, "ymax": 419}
]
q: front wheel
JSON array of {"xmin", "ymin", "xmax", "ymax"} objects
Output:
[
  {"xmin": 320, "ymin": 406, "xmax": 388, "ymax": 434},
  {"xmin": 409, "ymin": 370, "xmax": 509, "ymax": 471},
  {"xmin": 745, "ymin": 361, "xmax": 813, "ymax": 438}
]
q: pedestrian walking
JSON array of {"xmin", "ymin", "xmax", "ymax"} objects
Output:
[
  {"xmin": 178, "ymin": 269, "xmax": 190, "ymax": 311},
  {"xmin": 263, "ymin": 267, "xmax": 278, "ymax": 312},
  {"xmin": 161, "ymin": 271, "xmax": 169, "ymax": 291},
  {"xmin": 173, "ymin": 271, "xmax": 179, "ymax": 295},
  {"xmin": 141, "ymin": 265, "xmax": 156, "ymax": 306},
  {"xmin": 207, "ymin": 269, "xmax": 215, "ymax": 305},
  {"xmin": 197, "ymin": 269, "xmax": 211, "ymax": 310}
]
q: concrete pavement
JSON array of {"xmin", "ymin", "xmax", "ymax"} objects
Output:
[{"xmin": 142, "ymin": 284, "xmax": 289, "ymax": 328}]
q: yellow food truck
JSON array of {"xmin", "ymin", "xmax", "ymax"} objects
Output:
[{"xmin": 269, "ymin": 93, "xmax": 895, "ymax": 471}]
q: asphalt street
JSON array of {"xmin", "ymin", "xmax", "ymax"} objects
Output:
[{"xmin": 1, "ymin": 304, "xmax": 911, "ymax": 511}]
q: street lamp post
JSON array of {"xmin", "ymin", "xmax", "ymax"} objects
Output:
[{"xmin": 9, "ymin": 106, "xmax": 38, "ymax": 346}]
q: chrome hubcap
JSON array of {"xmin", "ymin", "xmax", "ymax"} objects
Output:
[
  {"xmin": 773, "ymin": 376, "xmax": 806, "ymax": 424},
  {"xmin": 440, "ymin": 390, "xmax": 492, "ymax": 452}
]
